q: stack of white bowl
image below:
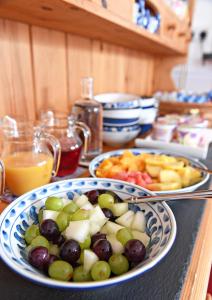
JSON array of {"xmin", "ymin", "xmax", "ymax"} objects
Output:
[
  {"xmin": 94, "ymin": 93, "xmax": 141, "ymax": 146},
  {"xmin": 139, "ymin": 96, "xmax": 158, "ymax": 133}
]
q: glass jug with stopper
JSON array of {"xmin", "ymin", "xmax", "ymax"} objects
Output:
[{"xmin": 40, "ymin": 112, "xmax": 90, "ymax": 177}]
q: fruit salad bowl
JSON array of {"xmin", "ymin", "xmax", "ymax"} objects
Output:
[{"xmin": 0, "ymin": 178, "xmax": 176, "ymax": 289}]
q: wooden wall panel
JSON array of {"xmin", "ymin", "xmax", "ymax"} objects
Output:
[
  {"xmin": 0, "ymin": 19, "xmax": 35, "ymax": 119},
  {"xmin": 0, "ymin": 18, "xmax": 157, "ymax": 121},
  {"xmin": 92, "ymin": 42, "xmax": 127, "ymax": 94},
  {"xmin": 31, "ymin": 26, "xmax": 68, "ymax": 116},
  {"xmin": 67, "ymin": 34, "xmax": 92, "ymax": 105},
  {"xmin": 125, "ymin": 50, "xmax": 154, "ymax": 96}
]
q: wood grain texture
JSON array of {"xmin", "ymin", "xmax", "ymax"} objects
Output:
[
  {"xmin": 67, "ymin": 34, "xmax": 92, "ymax": 104},
  {"xmin": 31, "ymin": 26, "xmax": 68, "ymax": 115},
  {"xmin": 0, "ymin": 19, "xmax": 35, "ymax": 120},
  {"xmin": 181, "ymin": 198, "xmax": 212, "ymax": 300},
  {"xmin": 0, "ymin": 0, "xmax": 188, "ymax": 55}
]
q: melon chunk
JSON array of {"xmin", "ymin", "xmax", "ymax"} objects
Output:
[
  {"xmin": 111, "ymin": 203, "xmax": 128, "ymax": 217},
  {"xmin": 106, "ymin": 234, "xmax": 124, "ymax": 254},
  {"xmin": 101, "ymin": 221, "xmax": 124, "ymax": 235},
  {"xmin": 81, "ymin": 201, "xmax": 93, "ymax": 211},
  {"xmin": 89, "ymin": 205, "xmax": 107, "ymax": 228},
  {"xmin": 132, "ymin": 230, "xmax": 150, "ymax": 247},
  {"xmin": 64, "ymin": 220, "xmax": 90, "ymax": 243},
  {"xmin": 83, "ymin": 249, "xmax": 99, "ymax": 273},
  {"xmin": 131, "ymin": 211, "xmax": 146, "ymax": 232},
  {"xmin": 74, "ymin": 195, "xmax": 89, "ymax": 207},
  {"xmin": 42, "ymin": 210, "xmax": 59, "ymax": 221},
  {"xmin": 116, "ymin": 211, "xmax": 134, "ymax": 227}
]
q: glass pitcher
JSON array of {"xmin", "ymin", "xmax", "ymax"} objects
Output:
[
  {"xmin": 0, "ymin": 117, "xmax": 61, "ymax": 196},
  {"xmin": 40, "ymin": 111, "xmax": 91, "ymax": 177}
]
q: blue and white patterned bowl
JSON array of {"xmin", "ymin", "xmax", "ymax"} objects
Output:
[
  {"xmin": 95, "ymin": 93, "xmax": 140, "ymax": 110},
  {"xmin": 103, "ymin": 108, "xmax": 141, "ymax": 126},
  {"xmin": 89, "ymin": 149, "xmax": 210, "ymax": 194},
  {"xmin": 0, "ymin": 178, "xmax": 176, "ymax": 289},
  {"xmin": 103, "ymin": 125, "xmax": 140, "ymax": 146}
]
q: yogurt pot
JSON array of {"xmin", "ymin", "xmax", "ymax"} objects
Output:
[
  {"xmin": 152, "ymin": 122, "xmax": 176, "ymax": 142},
  {"xmin": 176, "ymin": 126, "xmax": 206, "ymax": 147}
]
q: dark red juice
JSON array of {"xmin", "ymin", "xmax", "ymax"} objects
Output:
[{"xmin": 57, "ymin": 144, "xmax": 82, "ymax": 177}]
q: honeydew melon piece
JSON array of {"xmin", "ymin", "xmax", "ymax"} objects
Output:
[
  {"xmin": 104, "ymin": 221, "xmax": 124, "ymax": 235},
  {"xmin": 131, "ymin": 211, "xmax": 146, "ymax": 232},
  {"xmin": 132, "ymin": 230, "xmax": 150, "ymax": 247},
  {"xmin": 111, "ymin": 203, "xmax": 128, "ymax": 217},
  {"xmin": 89, "ymin": 222, "xmax": 101, "ymax": 236},
  {"xmin": 106, "ymin": 234, "xmax": 124, "ymax": 254},
  {"xmin": 89, "ymin": 205, "xmax": 107, "ymax": 228},
  {"xmin": 83, "ymin": 249, "xmax": 99, "ymax": 273},
  {"xmin": 62, "ymin": 198, "xmax": 70, "ymax": 207},
  {"xmin": 64, "ymin": 220, "xmax": 90, "ymax": 243},
  {"xmin": 81, "ymin": 201, "xmax": 94, "ymax": 211},
  {"xmin": 74, "ymin": 195, "xmax": 89, "ymax": 207},
  {"xmin": 42, "ymin": 210, "xmax": 59, "ymax": 221},
  {"xmin": 116, "ymin": 211, "xmax": 134, "ymax": 227}
]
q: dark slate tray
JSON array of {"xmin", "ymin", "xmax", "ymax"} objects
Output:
[{"xmin": 0, "ymin": 159, "xmax": 211, "ymax": 300}]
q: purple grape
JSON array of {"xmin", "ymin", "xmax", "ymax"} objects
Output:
[
  {"xmin": 40, "ymin": 219, "xmax": 60, "ymax": 242},
  {"xmin": 28, "ymin": 246, "xmax": 49, "ymax": 270},
  {"xmin": 91, "ymin": 232, "xmax": 106, "ymax": 247},
  {"xmin": 44, "ymin": 254, "xmax": 58, "ymax": 273},
  {"xmin": 92, "ymin": 239, "xmax": 112, "ymax": 261},
  {"xmin": 60, "ymin": 240, "xmax": 81, "ymax": 265},
  {"xmin": 53, "ymin": 234, "xmax": 65, "ymax": 246},
  {"xmin": 85, "ymin": 190, "xmax": 100, "ymax": 205},
  {"xmin": 124, "ymin": 239, "xmax": 146, "ymax": 263},
  {"xmin": 102, "ymin": 208, "xmax": 114, "ymax": 220}
]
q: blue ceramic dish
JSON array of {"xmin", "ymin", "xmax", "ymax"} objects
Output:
[
  {"xmin": 95, "ymin": 93, "xmax": 140, "ymax": 110},
  {"xmin": 0, "ymin": 178, "xmax": 176, "ymax": 289}
]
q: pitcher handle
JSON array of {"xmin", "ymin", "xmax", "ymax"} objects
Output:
[
  {"xmin": 0, "ymin": 160, "xmax": 5, "ymax": 196},
  {"xmin": 74, "ymin": 121, "xmax": 91, "ymax": 159},
  {"xmin": 41, "ymin": 133, "xmax": 61, "ymax": 177}
]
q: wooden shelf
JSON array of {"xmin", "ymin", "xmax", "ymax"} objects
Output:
[{"xmin": 0, "ymin": 0, "xmax": 187, "ymax": 55}]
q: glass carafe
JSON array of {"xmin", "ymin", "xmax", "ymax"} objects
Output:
[
  {"xmin": 40, "ymin": 112, "xmax": 90, "ymax": 177},
  {"xmin": 0, "ymin": 117, "xmax": 61, "ymax": 196}
]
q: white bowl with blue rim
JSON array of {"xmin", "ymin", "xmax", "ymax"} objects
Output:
[
  {"xmin": 139, "ymin": 97, "xmax": 158, "ymax": 132},
  {"xmin": 89, "ymin": 149, "xmax": 209, "ymax": 194},
  {"xmin": 95, "ymin": 93, "xmax": 140, "ymax": 109},
  {"xmin": 103, "ymin": 125, "xmax": 140, "ymax": 146},
  {"xmin": 0, "ymin": 178, "xmax": 176, "ymax": 289},
  {"xmin": 103, "ymin": 108, "xmax": 141, "ymax": 126}
]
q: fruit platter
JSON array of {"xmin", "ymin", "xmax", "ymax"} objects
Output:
[
  {"xmin": 89, "ymin": 149, "xmax": 209, "ymax": 193},
  {"xmin": 0, "ymin": 178, "xmax": 176, "ymax": 289}
]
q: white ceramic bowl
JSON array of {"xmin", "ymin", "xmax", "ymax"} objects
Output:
[
  {"xmin": 0, "ymin": 178, "xmax": 176, "ymax": 289},
  {"xmin": 103, "ymin": 108, "xmax": 141, "ymax": 126},
  {"xmin": 95, "ymin": 93, "xmax": 140, "ymax": 109},
  {"xmin": 89, "ymin": 149, "xmax": 210, "ymax": 194},
  {"xmin": 103, "ymin": 125, "xmax": 141, "ymax": 146},
  {"xmin": 139, "ymin": 97, "xmax": 158, "ymax": 125}
]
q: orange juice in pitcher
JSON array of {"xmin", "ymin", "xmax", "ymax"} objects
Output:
[{"xmin": 0, "ymin": 118, "xmax": 61, "ymax": 196}]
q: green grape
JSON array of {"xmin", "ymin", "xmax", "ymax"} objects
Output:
[
  {"xmin": 91, "ymin": 261, "xmax": 111, "ymax": 281},
  {"xmin": 38, "ymin": 208, "xmax": 44, "ymax": 224},
  {"xmin": 79, "ymin": 235, "xmax": 91, "ymax": 250},
  {"xmin": 45, "ymin": 196, "xmax": 63, "ymax": 211},
  {"xmin": 116, "ymin": 228, "xmax": 133, "ymax": 245},
  {"xmin": 98, "ymin": 193, "xmax": 114, "ymax": 209},
  {"xmin": 109, "ymin": 254, "xmax": 129, "ymax": 275},
  {"xmin": 48, "ymin": 260, "xmax": 73, "ymax": 281},
  {"xmin": 71, "ymin": 209, "xmax": 89, "ymax": 221},
  {"xmin": 78, "ymin": 250, "xmax": 84, "ymax": 264},
  {"xmin": 31, "ymin": 235, "xmax": 50, "ymax": 250},
  {"xmin": 73, "ymin": 266, "xmax": 92, "ymax": 282},
  {"xmin": 63, "ymin": 202, "xmax": 78, "ymax": 214},
  {"xmin": 24, "ymin": 224, "xmax": 40, "ymax": 244},
  {"xmin": 49, "ymin": 244, "xmax": 60, "ymax": 256},
  {"xmin": 56, "ymin": 212, "xmax": 69, "ymax": 232}
]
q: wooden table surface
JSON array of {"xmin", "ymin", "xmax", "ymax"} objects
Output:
[{"xmin": 0, "ymin": 143, "xmax": 211, "ymax": 300}]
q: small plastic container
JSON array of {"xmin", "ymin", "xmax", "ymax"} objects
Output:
[{"xmin": 152, "ymin": 122, "xmax": 176, "ymax": 142}]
